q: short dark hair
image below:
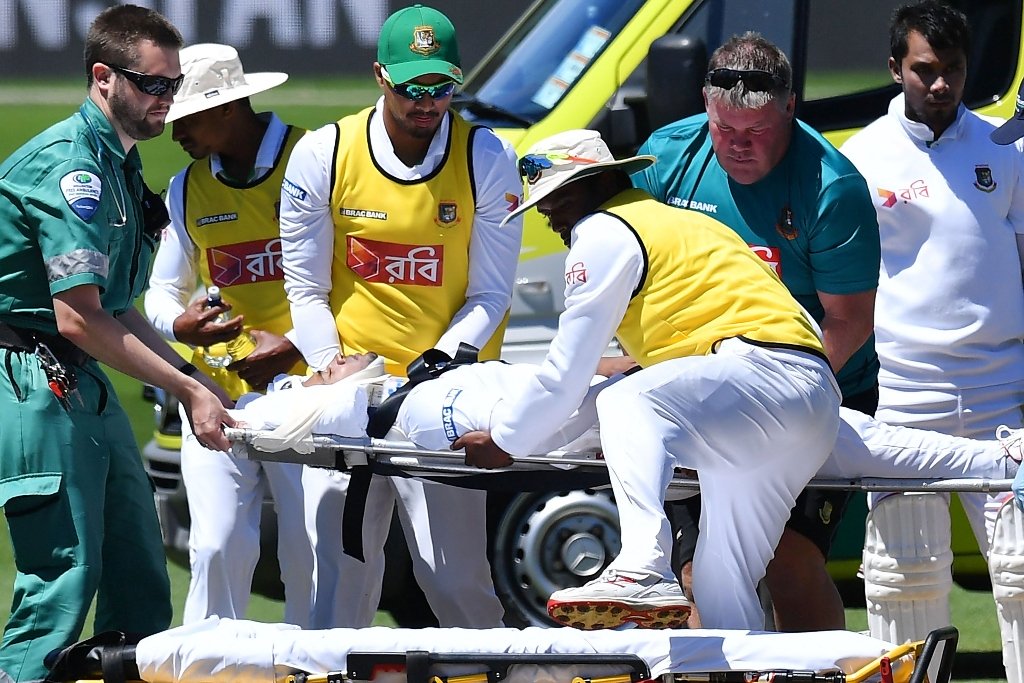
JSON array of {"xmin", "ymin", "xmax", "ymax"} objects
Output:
[
  {"xmin": 705, "ymin": 32, "xmax": 792, "ymax": 109},
  {"xmin": 85, "ymin": 4, "xmax": 183, "ymax": 86},
  {"xmin": 890, "ymin": 0, "xmax": 970, "ymax": 64}
]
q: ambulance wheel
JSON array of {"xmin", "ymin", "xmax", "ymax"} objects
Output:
[{"xmin": 490, "ymin": 490, "xmax": 621, "ymax": 627}]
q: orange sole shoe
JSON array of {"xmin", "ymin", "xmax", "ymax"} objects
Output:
[{"xmin": 547, "ymin": 599, "xmax": 691, "ymax": 629}]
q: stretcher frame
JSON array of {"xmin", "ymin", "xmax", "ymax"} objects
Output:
[
  {"xmin": 224, "ymin": 428, "xmax": 1013, "ymax": 494},
  {"xmin": 221, "ymin": 429, "xmax": 973, "ymax": 683}
]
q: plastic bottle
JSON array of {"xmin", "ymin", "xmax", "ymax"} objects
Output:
[{"xmin": 201, "ymin": 286, "xmax": 257, "ymax": 368}]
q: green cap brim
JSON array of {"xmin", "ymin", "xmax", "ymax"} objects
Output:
[{"xmin": 385, "ymin": 59, "xmax": 464, "ymax": 85}]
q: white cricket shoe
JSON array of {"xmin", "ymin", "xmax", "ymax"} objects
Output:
[
  {"xmin": 997, "ymin": 424, "xmax": 1024, "ymax": 464},
  {"xmin": 547, "ymin": 568, "xmax": 691, "ymax": 630}
]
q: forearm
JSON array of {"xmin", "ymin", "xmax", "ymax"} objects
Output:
[
  {"xmin": 820, "ymin": 316, "xmax": 871, "ymax": 373},
  {"xmin": 58, "ymin": 303, "xmax": 202, "ymax": 400},
  {"xmin": 817, "ymin": 289, "xmax": 875, "ymax": 373}
]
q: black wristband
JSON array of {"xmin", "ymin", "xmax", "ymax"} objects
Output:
[{"xmin": 178, "ymin": 362, "xmax": 200, "ymax": 376}]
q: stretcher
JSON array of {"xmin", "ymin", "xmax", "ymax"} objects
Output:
[
  {"xmin": 52, "ymin": 617, "xmax": 959, "ymax": 683},
  {"xmin": 224, "ymin": 428, "xmax": 1014, "ymax": 495}
]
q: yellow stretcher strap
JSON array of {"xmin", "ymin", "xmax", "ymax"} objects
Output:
[{"xmin": 572, "ymin": 675, "xmax": 636, "ymax": 683}]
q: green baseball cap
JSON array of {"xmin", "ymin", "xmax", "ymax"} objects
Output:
[{"xmin": 377, "ymin": 4, "xmax": 463, "ymax": 85}]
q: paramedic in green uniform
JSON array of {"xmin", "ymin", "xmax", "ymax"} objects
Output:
[{"xmin": 0, "ymin": 6, "xmax": 233, "ymax": 681}]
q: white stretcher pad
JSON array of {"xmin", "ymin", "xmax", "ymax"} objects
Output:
[
  {"xmin": 133, "ymin": 617, "xmax": 920, "ymax": 683},
  {"xmin": 224, "ymin": 428, "xmax": 1012, "ymax": 494}
]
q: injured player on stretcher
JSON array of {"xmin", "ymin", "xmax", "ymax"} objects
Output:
[{"xmin": 233, "ymin": 349, "xmax": 1024, "ymax": 619}]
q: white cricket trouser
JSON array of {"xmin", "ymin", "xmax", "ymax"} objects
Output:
[
  {"xmin": 871, "ymin": 381, "xmax": 1024, "ymax": 552},
  {"xmin": 596, "ymin": 338, "xmax": 840, "ymax": 630},
  {"xmin": 823, "ymin": 406, "xmax": 1006, "ymax": 481},
  {"xmin": 302, "ymin": 466, "xmax": 505, "ymax": 629},
  {"xmin": 178, "ymin": 404, "xmax": 312, "ymax": 627}
]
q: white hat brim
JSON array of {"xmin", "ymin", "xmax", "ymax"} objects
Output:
[
  {"xmin": 500, "ymin": 155, "xmax": 655, "ymax": 227},
  {"xmin": 166, "ymin": 72, "xmax": 289, "ymax": 123}
]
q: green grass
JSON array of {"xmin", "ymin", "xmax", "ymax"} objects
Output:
[{"xmin": 0, "ymin": 80, "xmax": 1005, "ymax": 681}]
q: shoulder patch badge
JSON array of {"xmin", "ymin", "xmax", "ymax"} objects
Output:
[{"xmin": 60, "ymin": 170, "xmax": 102, "ymax": 221}]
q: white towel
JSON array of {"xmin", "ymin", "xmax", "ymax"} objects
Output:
[{"xmin": 249, "ymin": 357, "xmax": 386, "ymax": 454}]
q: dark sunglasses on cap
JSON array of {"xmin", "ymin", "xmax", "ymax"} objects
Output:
[
  {"xmin": 109, "ymin": 64, "xmax": 184, "ymax": 97},
  {"xmin": 380, "ymin": 66, "xmax": 456, "ymax": 102},
  {"xmin": 705, "ymin": 68, "xmax": 789, "ymax": 93},
  {"xmin": 517, "ymin": 153, "xmax": 597, "ymax": 183}
]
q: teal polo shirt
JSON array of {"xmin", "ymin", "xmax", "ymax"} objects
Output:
[
  {"xmin": 0, "ymin": 98, "xmax": 155, "ymax": 335},
  {"xmin": 634, "ymin": 113, "xmax": 880, "ymax": 399}
]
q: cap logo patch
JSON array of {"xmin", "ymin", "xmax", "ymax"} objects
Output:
[
  {"xmin": 60, "ymin": 170, "xmax": 102, "ymax": 222},
  {"xmin": 410, "ymin": 26, "xmax": 440, "ymax": 55}
]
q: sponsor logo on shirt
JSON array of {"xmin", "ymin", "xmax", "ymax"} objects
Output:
[
  {"xmin": 505, "ymin": 192, "xmax": 520, "ymax": 213},
  {"xmin": 441, "ymin": 388, "xmax": 463, "ymax": 442},
  {"xmin": 667, "ymin": 196, "xmax": 718, "ymax": 214},
  {"xmin": 282, "ymin": 178, "xmax": 308, "ymax": 201},
  {"xmin": 207, "ymin": 237, "xmax": 284, "ymax": 287},
  {"xmin": 750, "ymin": 245, "xmax": 782, "ymax": 277},
  {"xmin": 565, "ymin": 261, "xmax": 588, "ymax": 286},
  {"xmin": 196, "ymin": 212, "xmax": 238, "ymax": 227},
  {"xmin": 59, "ymin": 170, "xmax": 102, "ymax": 222},
  {"xmin": 974, "ymin": 165, "xmax": 996, "ymax": 193},
  {"xmin": 340, "ymin": 207, "xmax": 388, "ymax": 220},
  {"xmin": 347, "ymin": 235, "xmax": 443, "ymax": 286},
  {"xmin": 435, "ymin": 201, "xmax": 460, "ymax": 227},
  {"xmin": 877, "ymin": 180, "xmax": 929, "ymax": 208}
]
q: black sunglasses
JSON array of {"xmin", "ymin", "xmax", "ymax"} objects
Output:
[
  {"xmin": 705, "ymin": 68, "xmax": 789, "ymax": 93},
  {"xmin": 380, "ymin": 67, "xmax": 456, "ymax": 102},
  {"xmin": 109, "ymin": 64, "xmax": 184, "ymax": 97}
]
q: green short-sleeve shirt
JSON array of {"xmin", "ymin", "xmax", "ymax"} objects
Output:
[
  {"xmin": 634, "ymin": 114, "xmax": 881, "ymax": 399},
  {"xmin": 0, "ymin": 98, "xmax": 154, "ymax": 335}
]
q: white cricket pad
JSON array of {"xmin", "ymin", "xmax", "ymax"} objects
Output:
[
  {"xmin": 863, "ymin": 492, "xmax": 953, "ymax": 643},
  {"xmin": 989, "ymin": 496, "xmax": 1024, "ymax": 683}
]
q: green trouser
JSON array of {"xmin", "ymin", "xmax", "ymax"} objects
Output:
[{"xmin": 0, "ymin": 350, "xmax": 171, "ymax": 683}]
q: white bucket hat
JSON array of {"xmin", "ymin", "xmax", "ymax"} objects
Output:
[
  {"xmin": 501, "ymin": 129, "xmax": 655, "ymax": 226},
  {"xmin": 166, "ymin": 43, "xmax": 288, "ymax": 123}
]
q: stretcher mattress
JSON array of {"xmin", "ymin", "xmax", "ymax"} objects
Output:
[{"xmin": 132, "ymin": 617, "xmax": 920, "ymax": 683}]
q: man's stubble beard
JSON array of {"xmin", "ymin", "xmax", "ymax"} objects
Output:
[{"xmin": 109, "ymin": 80, "xmax": 165, "ymax": 142}]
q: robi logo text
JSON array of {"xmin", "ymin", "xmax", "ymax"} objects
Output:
[
  {"xmin": 207, "ymin": 238, "xmax": 284, "ymax": 287},
  {"xmin": 347, "ymin": 236, "xmax": 444, "ymax": 286}
]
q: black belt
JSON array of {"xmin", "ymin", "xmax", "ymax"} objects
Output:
[
  {"xmin": 343, "ymin": 343, "xmax": 483, "ymax": 561},
  {"xmin": 0, "ymin": 321, "xmax": 91, "ymax": 367}
]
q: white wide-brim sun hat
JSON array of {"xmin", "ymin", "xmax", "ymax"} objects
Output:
[
  {"xmin": 501, "ymin": 129, "xmax": 655, "ymax": 226},
  {"xmin": 166, "ymin": 43, "xmax": 288, "ymax": 123}
]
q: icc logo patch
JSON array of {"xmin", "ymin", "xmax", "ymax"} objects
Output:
[
  {"xmin": 973, "ymin": 165, "xmax": 996, "ymax": 192},
  {"xmin": 435, "ymin": 201, "xmax": 460, "ymax": 227}
]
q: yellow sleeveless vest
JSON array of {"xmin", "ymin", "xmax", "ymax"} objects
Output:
[
  {"xmin": 329, "ymin": 108, "xmax": 501, "ymax": 376},
  {"xmin": 184, "ymin": 125, "xmax": 307, "ymax": 397},
  {"xmin": 607, "ymin": 190, "xmax": 825, "ymax": 367}
]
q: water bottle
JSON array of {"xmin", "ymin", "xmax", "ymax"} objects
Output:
[{"xmin": 201, "ymin": 286, "xmax": 256, "ymax": 368}]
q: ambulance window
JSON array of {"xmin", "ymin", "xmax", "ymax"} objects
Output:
[
  {"xmin": 457, "ymin": 0, "xmax": 646, "ymax": 127},
  {"xmin": 802, "ymin": 0, "xmax": 1020, "ymax": 132}
]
